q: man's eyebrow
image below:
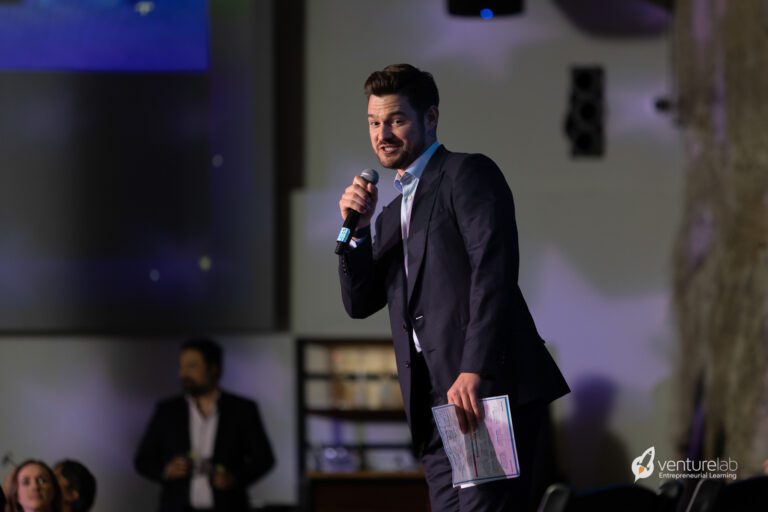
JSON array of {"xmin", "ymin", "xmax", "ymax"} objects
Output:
[{"xmin": 367, "ymin": 110, "xmax": 407, "ymax": 118}]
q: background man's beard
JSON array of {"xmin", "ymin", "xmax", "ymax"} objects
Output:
[{"xmin": 181, "ymin": 379, "xmax": 211, "ymax": 396}]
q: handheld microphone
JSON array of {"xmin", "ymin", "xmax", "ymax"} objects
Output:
[{"xmin": 335, "ymin": 168, "xmax": 379, "ymax": 254}]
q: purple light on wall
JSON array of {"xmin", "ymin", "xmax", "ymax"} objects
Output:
[{"xmin": 554, "ymin": 0, "xmax": 671, "ymax": 37}]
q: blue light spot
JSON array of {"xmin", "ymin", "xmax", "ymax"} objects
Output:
[{"xmin": 480, "ymin": 8, "xmax": 494, "ymax": 20}]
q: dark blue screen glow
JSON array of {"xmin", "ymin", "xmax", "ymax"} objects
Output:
[{"xmin": 0, "ymin": 0, "xmax": 208, "ymax": 71}]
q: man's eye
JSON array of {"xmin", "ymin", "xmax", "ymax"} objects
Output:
[{"xmin": 369, "ymin": 121, "xmax": 379, "ymax": 127}]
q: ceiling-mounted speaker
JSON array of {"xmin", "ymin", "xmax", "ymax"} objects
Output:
[{"xmin": 447, "ymin": 0, "xmax": 524, "ymax": 17}]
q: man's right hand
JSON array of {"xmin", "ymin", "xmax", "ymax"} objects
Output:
[
  {"xmin": 163, "ymin": 456, "xmax": 190, "ymax": 480},
  {"xmin": 338, "ymin": 176, "xmax": 378, "ymax": 230}
]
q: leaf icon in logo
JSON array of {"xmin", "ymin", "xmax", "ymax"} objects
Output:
[{"xmin": 631, "ymin": 446, "xmax": 655, "ymax": 482}]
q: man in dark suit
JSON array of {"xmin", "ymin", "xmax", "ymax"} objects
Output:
[
  {"xmin": 134, "ymin": 338, "xmax": 274, "ymax": 512},
  {"xmin": 338, "ymin": 64, "xmax": 570, "ymax": 511}
]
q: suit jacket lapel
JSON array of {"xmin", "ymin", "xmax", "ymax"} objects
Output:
[
  {"xmin": 212, "ymin": 392, "xmax": 228, "ymax": 460},
  {"xmin": 175, "ymin": 397, "xmax": 191, "ymax": 453},
  {"xmin": 375, "ymin": 196, "xmax": 402, "ymax": 257},
  {"xmin": 406, "ymin": 145, "xmax": 447, "ymax": 306}
]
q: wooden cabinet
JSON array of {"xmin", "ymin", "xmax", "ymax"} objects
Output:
[
  {"xmin": 304, "ymin": 472, "xmax": 430, "ymax": 512},
  {"xmin": 296, "ymin": 339, "xmax": 429, "ymax": 511}
]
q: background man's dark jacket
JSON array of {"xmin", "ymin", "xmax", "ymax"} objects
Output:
[{"xmin": 134, "ymin": 391, "xmax": 275, "ymax": 512}]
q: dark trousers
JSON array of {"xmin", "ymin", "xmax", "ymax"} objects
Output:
[{"xmin": 410, "ymin": 349, "xmax": 546, "ymax": 512}]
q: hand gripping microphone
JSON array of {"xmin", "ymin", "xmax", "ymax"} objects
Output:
[{"xmin": 335, "ymin": 168, "xmax": 379, "ymax": 254}]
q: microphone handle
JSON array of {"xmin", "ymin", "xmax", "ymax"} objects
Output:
[{"xmin": 335, "ymin": 209, "xmax": 361, "ymax": 254}]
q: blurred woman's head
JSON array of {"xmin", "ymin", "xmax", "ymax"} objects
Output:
[
  {"xmin": 53, "ymin": 461, "xmax": 95, "ymax": 512},
  {"xmin": 5, "ymin": 460, "xmax": 61, "ymax": 512}
]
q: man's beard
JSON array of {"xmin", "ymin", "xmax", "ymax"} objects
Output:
[
  {"xmin": 181, "ymin": 378, "xmax": 211, "ymax": 397},
  {"xmin": 377, "ymin": 147, "xmax": 415, "ymax": 170},
  {"xmin": 377, "ymin": 126, "xmax": 427, "ymax": 170}
]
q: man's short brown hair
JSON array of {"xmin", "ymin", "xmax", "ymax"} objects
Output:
[{"xmin": 364, "ymin": 63, "xmax": 440, "ymax": 116}]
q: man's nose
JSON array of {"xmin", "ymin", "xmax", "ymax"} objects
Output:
[{"xmin": 379, "ymin": 123, "xmax": 392, "ymax": 139}]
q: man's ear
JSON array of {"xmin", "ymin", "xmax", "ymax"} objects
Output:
[{"xmin": 425, "ymin": 105, "xmax": 439, "ymax": 131}]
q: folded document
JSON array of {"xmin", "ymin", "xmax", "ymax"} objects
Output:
[{"xmin": 431, "ymin": 395, "xmax": 520, "ymax": 488}]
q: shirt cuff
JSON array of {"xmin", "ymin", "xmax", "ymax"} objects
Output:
[{"xmin": 349, "ymin": 226, "xmax": 371, "ymax": 249}]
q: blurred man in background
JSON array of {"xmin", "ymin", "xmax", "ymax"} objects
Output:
[{"xmin": 135, "ymin": 338, "xmax": 274, "ymax": 512}]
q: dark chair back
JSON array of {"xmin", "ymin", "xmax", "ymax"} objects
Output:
[
  {"xmin": 685, "ymin": 479, "xmax": 724, "ymax": 512},
  {"xmin": 658, "ymin": 480, "xmax": 684, "ymax": 512},
  {"xmin": 537, "ymin": 483, "xmax": 571, "ymax": 512},
  {"xmin": 712, "ymin": 476, "xmax": 768, "ymax": 512},
  {"xmin": 568, "ymin": 484, "xmax": 662, "ymax": 512},
  {"xmin": 538, "ymin": 482, "xmax": 682, "ymax": 512}
]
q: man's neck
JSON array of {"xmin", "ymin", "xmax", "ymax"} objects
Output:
[
  {"xmin": 396, "ymin": 138, "xmax": 437, "ymax": 177},
  {"xmin": 192, "ymin": 388, "xmax": 220, "ymax": 418}
]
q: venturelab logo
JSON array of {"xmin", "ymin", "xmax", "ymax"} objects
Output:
[
  {"xmin": 631, "ymin": 446, "xmax": 738, "ymax": 481},
  {"xmin": 631, "ymin": 446, "xmax": 655, "ymax": 482}
]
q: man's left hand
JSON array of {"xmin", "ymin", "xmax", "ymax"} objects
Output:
[
  {"xmin": 211, "ymin": 467, "xmax": 238, "ymax": 490},
  {"xmin": 447, "ymin": 372, "xmax": 483, "ymax": 434}
]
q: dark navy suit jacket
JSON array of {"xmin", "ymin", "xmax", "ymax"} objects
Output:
[
  {"xmin": 339, "ymin": 145, "xmax": 569, "ymax": 442},
  {"xmin": 134, "ymin": 391, "xmax": 275, "ymax": 512}
]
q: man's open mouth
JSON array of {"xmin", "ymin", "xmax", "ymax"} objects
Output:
[{"xmin": 380, "ymin": 145, "xmax": 400, "ymax": 154}]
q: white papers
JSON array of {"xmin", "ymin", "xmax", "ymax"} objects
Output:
[{"xmin": 431, "ymin": 395, "xmax": 520, "ymax": 488}]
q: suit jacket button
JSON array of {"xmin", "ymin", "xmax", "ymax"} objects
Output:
[
  {"xmin": 405, "ymin": 360, "xmax": 411, "ymax": 368},
  {"xmin": 402, "ymin": 322, "xmax": 408, "ymax": 331}
]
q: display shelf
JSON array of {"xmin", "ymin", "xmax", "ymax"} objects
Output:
[{"xmin": 296, "ymin": 338, "xmax": 428, "ymax": 511}]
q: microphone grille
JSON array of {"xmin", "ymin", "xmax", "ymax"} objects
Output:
[{"xmin": 360, "ymin": 168, "xmax": 379, "ymax": 185}]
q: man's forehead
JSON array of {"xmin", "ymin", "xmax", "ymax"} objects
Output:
[
  {"xmin": 368, "ymin": 94, "xmax": 414, "ymax": 116},
  {"xmin": 180, "ymin": 349, "xmax": 204, "ymax": 361}
]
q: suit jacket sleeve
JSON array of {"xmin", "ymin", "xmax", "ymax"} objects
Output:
[
  {"xmin": 236, "ymin": 401, "xmax": 275, "ymax": 486},
  {"xmin": 338, "ymin": 221, "xmax": 388, "ymax": 319},
  {"xmin": 453, "ymin": 154, "xmax": 520, "ymax": 377},
  {"xmin": 134, "ymin": 404, "xmax": 167, "ymax": 483}
]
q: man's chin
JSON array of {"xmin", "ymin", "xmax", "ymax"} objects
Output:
[
  {"xmin": 182, "ymin": 384, "xmax": 205, "ymax": 396},
  {"xmin": 377, "ymin": 154, "xmax": 407, "ymax": 170}
]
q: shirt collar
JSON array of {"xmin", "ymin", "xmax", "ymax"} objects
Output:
[
  {"xmin": 394, "ymin": 141, "xmax": 441, "ymax": 193},
  {"xmin": 186, "ymin": 390, "xmax": 220, "ymax": 417}
]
